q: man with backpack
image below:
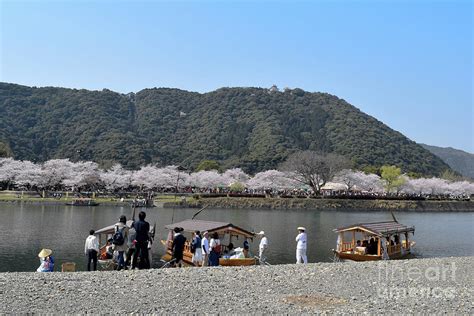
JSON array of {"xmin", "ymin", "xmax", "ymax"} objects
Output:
[
  {"xmin": 113, "ymin": 215, "xmax": 129, "ymax": 271},
  {"xmin": 132, "ymin": 211, "xmax": 150, "ymax": 269}
]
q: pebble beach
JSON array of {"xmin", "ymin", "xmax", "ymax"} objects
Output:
[{"xmin": 0, "ymin": 257, "xmax": 472, "ymax": 314}]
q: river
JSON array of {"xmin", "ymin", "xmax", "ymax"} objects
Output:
[{"xmin": 0, "ymin": 203, "xmax": 472, "ymax": 272}]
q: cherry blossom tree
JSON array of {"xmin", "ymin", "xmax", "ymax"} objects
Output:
[
  {"xmin": 333, "ymin": 169, "xmax": 384, "ymax": 193},
  {"xmin": 14, "ymin": 160, "xmax": 45, "ymax": 190},
  {"xmin": 131, "ymin": 165, "xmax": 161, "ymax": 189},
  {"xmin": 446, "ymin": 181, "xmax": 474, "ymax": 196},
  {"xmin": 247, "ymin": 170, "xmax": 300, "ymax": 190},
  {"xmin": 187, "ymin": 170, "xmax": 229, "ymax": 188},
  {"xmin": 0, "ymin": 158, "xmax": 30, "ymax": 190},
  {"xmin": 222, "ymin": 168, "xmax": 250, "ymax": 185},
  {"xmin": 280, "ymin": 151, "xmax": 350, "ymax": 193},
  {"xmin": 62, "ymin": 161, "xmax": 101, "ymax": 190},
  {"xmin": 40, "ymin": 159, "xmax": 76, "ymax": 189},
  {"xmin": 155, "ymin": 166, "xmax": 189, "ymax": 188},
  {"xmin": 100, "ymin": 164, "xmax": 133, "ymax": 191}
]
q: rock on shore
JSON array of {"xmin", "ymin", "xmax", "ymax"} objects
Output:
[{"xmin": 0, "ymin": 257, "xmax": 472, "ymax": 314}]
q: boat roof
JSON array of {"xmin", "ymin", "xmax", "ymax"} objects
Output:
[
  {"xmin": 95, "ymin": 220, "xmax": 134, "ymax": 234},
  {"xmin": 335, "ymin": 221, "xmax": 415, "ymax": 237},
  {"xmin": 165, "ymin": 219, "xmax": 255, "ymax": 238}
]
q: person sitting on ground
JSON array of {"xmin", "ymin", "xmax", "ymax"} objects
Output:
[{"xmin": 37, "ymin": 248, "xmax": 54, "ymax": 272}]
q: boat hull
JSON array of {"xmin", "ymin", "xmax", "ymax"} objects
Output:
[
  {"xmin": 65, "ymin": 201, "xmax": 100, "ymax": 206},
  {"xmin": 162, "ymin": 248, "xmax": 256, "ymax": 267},
  {"xmin": 335, "ymin": 250, "xmax": 411, "ymax": 261}
]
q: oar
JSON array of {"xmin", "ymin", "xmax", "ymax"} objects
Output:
[
  {"xmin": 191, "ymin": 205, "xmax": 208, "ymax": 220},
  {"xmin": 390, "ymin": 211, "xmax": 398, "ymax": 223},
  {"xmin": 131, "ymin": 204, "xmax": 136, "ymax": 221}
]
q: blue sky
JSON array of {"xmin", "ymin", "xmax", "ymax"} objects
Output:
[{"xmin": 1, "ymin": 0, "xmax": 472, "ymax": 152}]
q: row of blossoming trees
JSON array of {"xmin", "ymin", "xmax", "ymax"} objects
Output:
[{"xmin": 0, "ymin": 157, "xmax": 473, "ymax": 197}]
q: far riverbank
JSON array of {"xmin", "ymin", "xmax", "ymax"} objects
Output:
[
  {"xmin": 165, "ymin": 197, "xmax": 474, "ymax": 211},
  {"xmin": 0, "ymin": 194, "xmax": 472, "ymax": 211}
]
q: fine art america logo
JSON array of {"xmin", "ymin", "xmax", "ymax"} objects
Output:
[{"xmin": 377, "ymin": 261, "xmax": 457, "ymax": 299}]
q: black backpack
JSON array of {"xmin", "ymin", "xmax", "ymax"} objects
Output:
[{"xmin": 112, "ymin": 225, "xmax": 125, "ymax": 246}]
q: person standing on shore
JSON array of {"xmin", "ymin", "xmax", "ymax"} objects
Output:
[
  {"xmin": 113, "ymin": 215, "xmax": 129, "ymax": 271},
  {"xmin": 257, "ymin": 231, "xmax": 268, "ymax": 264},
  {"xmin": 191, "ymin": 230, "xmax": 203, "ymax": 266},
  {"xmin": 295, "ymin": 227, "xmax": 307, "ymax": 264},
  {"xmin": 84, "ymin": 229, "xmax": 99, "ymax": 271},
  {"xmin": 209, "ymin": 232, "xmax": 221, "ymax": 266},
  {"xmin": 172, "ymin": 227, "xmax": 186, "ymax": 267},
  {"xmin": 201, "ymin": 231, "xmax": 210, "ymax": 267},
  {"xmin": 132, "ymin": 211, "xmax": 150, "ymax": 269}
]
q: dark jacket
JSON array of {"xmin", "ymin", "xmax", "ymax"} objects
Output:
[
  {"xmin": 172, "ymin": 234, "xmax": 187, "ymax": 254},
  {"xmin": 133, "ymin": 220, "xmax": 150, "ymax": 242}
]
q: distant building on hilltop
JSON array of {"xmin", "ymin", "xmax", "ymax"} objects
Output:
[{"xmin": 268, "ymin": 85, "xmax": 279, "ymax": 93}]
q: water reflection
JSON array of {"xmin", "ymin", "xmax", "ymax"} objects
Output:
[{"xmin": 0, "ymin": 204, "xmax": 472, "ymax": 272}]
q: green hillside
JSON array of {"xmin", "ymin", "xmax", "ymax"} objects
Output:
[
  {"xmin": 420, "ymin": 144, "xmax": 474, "ymax": 179},
  {"xmin": 0, "ymin": 82, "xmax": 450, "ymax": 175}
]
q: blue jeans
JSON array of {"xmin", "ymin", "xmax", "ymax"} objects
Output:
[{"xmin": 118, "ymin": 251, "xmax": 125, "ymax": 269}]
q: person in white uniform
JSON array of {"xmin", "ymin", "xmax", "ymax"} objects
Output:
[
  {"xmin": 295, "ymin": 227, "xmax": 307, "ymax": 264},
  {"xmin": 257, "ymin": 231, "xmax": 268, "ymax": 264},
  {"xmin": 201, "ymin": 231, "xmax": 210, "ymax": 267}
]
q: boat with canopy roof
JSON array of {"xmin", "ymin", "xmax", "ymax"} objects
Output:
[
  {"xmin": 333, "ymin": 216, "xmax": 416, "ymax": 261},
  {"xmin": 161, "ymin": 219, "xmax": 257, "ymax": 266}
]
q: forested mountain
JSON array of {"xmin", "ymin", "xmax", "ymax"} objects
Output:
[
  {"xmin": 0, "ymin": 82, "xmax": 450, "ymax": 175},
  {"xmin": 420, "ymin": 144, "xmax": 474, "ymax": 179}
]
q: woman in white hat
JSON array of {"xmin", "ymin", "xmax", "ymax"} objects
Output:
[
  {"xmin": 295, "ymin": 227, "xmax": 307, "ymax": 264},
  {"xmin": 37, "ymin": 248, "xmax": 54, "ymax": 272}
]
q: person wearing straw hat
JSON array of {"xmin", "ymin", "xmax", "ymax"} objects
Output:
[
  {"xmin": 257, "ymin": 231, "xmax": 268, "ymax": 264},
  {"xmin": 36, "ymin": 248, "xmax": 54, "ymax": 272},
  {"xmin": 295, "ymin": 227, "xmax": 308, "ymax": 264}
]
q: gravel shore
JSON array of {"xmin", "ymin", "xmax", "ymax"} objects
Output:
[{"xmin": 0, "ymin": 257, "xmax": 472, "ymax": 314}]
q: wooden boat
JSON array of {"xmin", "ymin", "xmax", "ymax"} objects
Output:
[
  {"xmin": 333, "ymin": 219, "xmax": 415, "ymax": 261},
  {"xmin": 161, "ymin": 219, "xmax": 257, "ymax": 266},
  {"xmin": 65, "ymin": 198, "xmax": 99, "ymax": 206},
  {"xmin": 131, "ymin": 198, "xmax": 155, "ymax": 208}
]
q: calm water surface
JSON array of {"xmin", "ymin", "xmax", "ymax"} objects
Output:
[{"xmin": 0, "ymin": 203, "xmax": 472, "ymax": 272}]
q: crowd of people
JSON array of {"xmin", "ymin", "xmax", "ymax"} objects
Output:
[
  {"xmin": 38, "ymin": 218, "xmax": 310, "ymax": 272},
  {"xmin": 168, "ymin": 226, "xmax": 309, "ymax": 267},
  {"xmin": 83, "ymin": 211, "xmax": 152, "ymax": 271}
]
